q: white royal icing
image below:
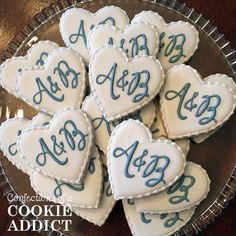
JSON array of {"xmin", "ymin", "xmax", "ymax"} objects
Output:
[
  {"xmin": 82, "ymin": 93, "xmax": 155, "ymax": 155},
  {"xmin": 0, "ymin": 113, "xmax": 51, "ymax": 175},
  {"xmin": 132, "ymin": 11, "xmax": 199, "ymax": 71},
  {"xmin": 72, "ymin": 165, "xmax": 116, "ymax": 226},
  {"xmin": 16, "ymin": 47, "xmax": 86, "ymax": 115},
  {"xmin": 135, "ymin": 161, "xmax": 210, "ymax": 213},
  {"xmin": 0, "ymin": 40, "xmax": 59, "ymax": 97},
  {"xmin": 89, "ymin": 45, "xmax": 164, "ymax": 121},
  {"xmin": 59, "ymin": 6, "xmax": 129, "ymax": 64},
  {"xmin": 151, "ymin": 100, "xmax": 190, "ymax": 156},
  {"xmin": 160, "ymin": 65, "xmax": 236, "ymax": 139},
  {"xmin": 108, "ymin": 119, "xmax": 186, "ymax": 200},
  {"xmin": 31, "ymin": 148, "xmax": 102, "ymax": 208},
  {"xmin": 123, "ymin": 199, "xmax": 195, "ymax": 236},
  {"xmin": 17, "ymin": 108, "xmax": 93, "ymax": 184},
  {"xmin": 192, "ymin": 74, "xmax": 236, "ymax": 143},
  {"xmin": 88, "ymin": 22, "xmax": 159, "ymax": 58}
]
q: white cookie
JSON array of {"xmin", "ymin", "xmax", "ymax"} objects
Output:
[
  {"xmin": 60, "ymin": 6, "xmax": 129, "ymax": 64},
  {"xmin": 16, "ymin": 47, "xmax": 86, "ymax": 115},
  {"xmin": 108, "ymin": 119, "xmax": 186, "ymax": 199},
  {"xmin": 123, "ymin": 199, "xmax": 195, "ymax": 236},
  {"xmin": 132, "ymin": 11, "xmax": 199, "ymax": 71},
  {"xmin": 31, "ymin": 148, "xmax": 102, "ymax": 208},
  {"xmin": 0, "ymin": 113, "xmax": 51, "ymax": 175},
  {"xmin": 135, "ymin": 162, "xmax": 210, "ymax": 213},
  {"xmin": 151, "ymin": 100, "xmax": 190, "ymax": 156},
  {"xmin": 89, "ymin": 45, "xmax": 164, "ymax": 121},
  {"xmin": 82, "ymin": 93, "xmax": 155, "ymax": 154},
  {"xmin": 160, "ymin": 65, "xmax": 236, "ymax": 139},
  {"xmin": 0, "ymin": 40, "xmax": 59, "ymax": 97},
  {"xmin": 192, "ymin": 74, "xmax": 236, "ymax": 143},
  {"xmin": 88, "ymin": 22, "xmax": 159, "ymax": 58},
  {"xmin": 72, "ymin": 165, "xmax": 116, "ymax": 226},
  {"xmin": 17, "ymin": 108, "xmax": 93, "ymax": 184}
]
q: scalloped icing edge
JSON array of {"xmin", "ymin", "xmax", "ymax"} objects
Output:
[
  {"xmin": 145, "ymin": 101, "xmax": 156, "ymax": 128},
  {"xmin": 17, "ymin": 108, "xmax": 94, "ymax": 184},
  {"xmin": 29, "ymin": 151, "xmax": 103, "ymax": 208},
  {"xmin": 0, "ymin": 40, "xmax": 60, "ymax": 97},
  {"xmin": 131, "ymin": 10, "xmax": 200, "ymax": 68},
  {"xmin": 87, "ymin": 21, "xmax": 160, "ymax": 58},
  {"xmin": 72, "ymin": 192, "xmax": 116, "ymax": 226},
  {"xmin": 135, "ymin": 161, "xmax": 211, "ymax": 214},
  {"xmin": 178, "ymin": 138, "xmax": 191, "ymax": 156},
  {"xmin": 15, "ymin": 47, "xmax": 86, "ymax": 116},
  {"xmin": 122, "ymin": 199, "xmax": 196, "ymax": 236},
  {"xmin": 59, "ymin": 5, "xmax": 130, "ymax": 64},
  {"xmin": 72, "ymin": 200, "xmax": 116, "ymax": 226},
  {"xmin": 160, "ymin": 64, "xmax": 236, "ymax": 139},
  {"xmin": 89, "ymin": 44, "xmax": 165, "ymax": 122},
  {"xmin": 107, "ymin": 119, "xmax": 187, "ymax": 200}
]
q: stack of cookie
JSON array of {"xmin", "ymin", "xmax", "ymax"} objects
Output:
[{"xmin": 0, "ymin": 5, "xmax": 235, "ymax": 236}]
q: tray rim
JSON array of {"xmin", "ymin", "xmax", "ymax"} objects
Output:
[{"xmin": 0, "ymin": 0, "xmax": 236, "ymax": 235}]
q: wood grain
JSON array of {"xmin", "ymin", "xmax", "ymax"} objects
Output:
[{"xmin": 0, "ymin": 0, "xmax": 235, "ymax": 235}]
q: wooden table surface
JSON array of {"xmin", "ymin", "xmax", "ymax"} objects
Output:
[{"xmin": 0, "ymin": 0, "xmax": 235, "ymax": 235}]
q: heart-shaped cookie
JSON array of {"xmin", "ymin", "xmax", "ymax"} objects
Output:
[
  {"xmin": 108, "ymin": 119, "xmax": 186, "ymax": 199},
  {"xmin": 0, "ymin": 40, "xmax": 59, "ymax": 97},
  {"xmin": 151, "ymin": 99, "xmax": 190, "ymax": 156},
  {"xmin": 72, "ymin": 165, "xmax": 116, "ymax": 226},
  {"xmin": 89, "ymin": 45, "xmax": 164, "ymax": 121},
  {"xmin": 132, "ymin": 11, "xmax": 199, "ymax": 71},
  {"xmin": 16, "ymin": 47, "xmax": 86, "ymax": 115},
  {"xmin": 160, "ymin": 65, "xmax": 236, "ymax": 139},
  {"xmin": 31, "ymin": 148, "xmax": 102, "ymax": 208},
  {"xmin": 17, "ymin": 108, "xmax": 93, "ymax": 184},
  {"xmin": 88, "ymin": 22, "xmax": 159, "ymax": 58},
  {"xmin": 60, "ymin": 6, "xmax": 129, "ymax": 64},
  {"xmin": 135, "ymin": 162, "xmax": 210, "ymax": 213},
  {"xmin": 192, "ymin": 74, "xmax": 236, "ymax": 143},
  {"xmin": 82, "ymin": 93, "xmax": 155, "ymax": 154},
  {"xmin": 0, "ymin": 113, "xmax": 51, "ymax": 175},
  {"xmin": 123, "ymin": 199, "xmax": 195, "ymax": 236}
]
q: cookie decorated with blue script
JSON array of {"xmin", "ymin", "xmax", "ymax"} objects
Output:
[
  {"xmin": 123, "ymin": 199, "xmax": 195, "ymax": 236},
  {"xmin": 192, "ymin": 74, "xmax": 236, "ymax": 143},
  {"xmin": 0, "ymin": 40, "xmax": 59, "ymax": 97},
  {"xmin": 160, "ymin": 65, "xmax": 236, "ymax": 139},
  {"xmin": 132, "ymin": 11, "xmax": 199, "ymax": 71},
  {"xmin": 108, "ymin": 119, "xmax": 186, "ymax": 200},
  {"xmin": 17, "ymin": 108, "xmax": 93, "ymax": 184},
  {"xmin": 82, "ymin": 93, "xmax": 155, "ymax": 155},
  {"xmin": 151, "ymin": 99, "xmax": 190, "ymax": 156},
  {"xmin": 89, "ymin": 45, "xmax": 164, "ymax": 121},
  {"xmin": 0, "ymin": 113, "xmax": 51, "ymax": 175},
  {"xmin": 72, "ymin": 165, "xmax": 116, "ymax": 226},
  {"xmin": 135, "ymin": 162, "xmax": 210, "ymax": 213},
  {"xmin": 60, "ymin": 6, "xmax": 129, "ymax": 64},
  {"xmin": 30, "ymin": 148, "xmax": 102, "ymax": 208},
  {"xmin": 16, "ymin": 47, "xmax": 86, "ymax": 115},
  {"xmin": 88, "ymin": 22, "xmax": 159, "ymax": 58}
]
